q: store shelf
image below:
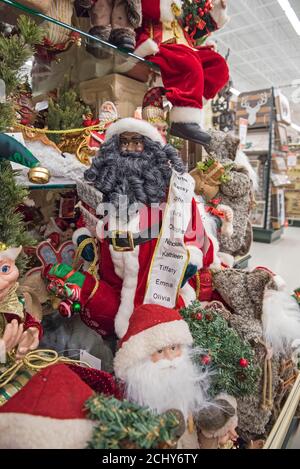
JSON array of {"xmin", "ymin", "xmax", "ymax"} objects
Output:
[
  {"xmin": 0, "ymin": 0, "xmax": 158, "ymax": 91},
  {"xmin": 244, "ymin": 149, "xmax": 268, "ymax": 156},
  {"xmin": 233, "ymin": 254, "xmax": 251, "ymax": 269},
  {"xmin": 253, "ymin": 226, "xmax": 283, "ymax": 243},
  {"xmin": 288, "ymin": 219, "xmax": 300, "ymax": 228}
]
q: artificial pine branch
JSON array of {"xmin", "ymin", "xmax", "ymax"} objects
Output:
[
  {"xmin": 47, "ymin": 77, "xmax": 90, "ymax": 144},
  {"xmin": 85, "ymin": 394, "xmax": 180, "ymax": 449},
  {"xmin": 180, "ymin": 301, "xmax": 261, "ymax": 398},
  {"xmin": 0, "ymin": 15, "xmax": 43, "ymax": 131},
  {"xmin": 0, "ymin": 161, "xmax": 34, "ymax": 273}
]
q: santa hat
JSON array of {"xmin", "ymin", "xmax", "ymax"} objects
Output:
[
  {"xmin": 0, "ymin": 244, "xmax": 22, "ymax": 261},
  {"xmin": 142, "ymin": 87, "xmax": 166, "ymax": 125},
  {"xmin": 0, "ymin": 364, "xmax": 95, "ymax": 449},
  {"xmin": 105, "ymin": 118, "xmax": 165, "ymax": 147},
  {"xmin": 114, "ymin": 304, "xmax": 193, "ymax": 381}
]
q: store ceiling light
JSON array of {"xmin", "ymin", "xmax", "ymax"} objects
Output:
[
  {"xmin": 277, "ymin": 0, "xmax": 300, "ymax": 36},
  {"xmin": 291, "ymin": 122, "xmax": 300, "ymax": 132},
  {"xmin": 230, "ymin": 88, "xmax": 241, "ymax": 96}
]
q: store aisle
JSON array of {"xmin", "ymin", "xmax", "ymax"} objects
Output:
[{"xmin": 249, "ymin": 228, "xmax": 300, "ymax": 292}]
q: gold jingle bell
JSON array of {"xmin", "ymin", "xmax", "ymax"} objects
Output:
[{"xmin": 28, "ymin": 167, "xmax": 51, "ymax": 185}]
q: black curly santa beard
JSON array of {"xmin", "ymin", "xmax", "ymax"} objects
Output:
[{"xmin": 84, "ymin": 135, "xmax": 185, "ymax": 214}]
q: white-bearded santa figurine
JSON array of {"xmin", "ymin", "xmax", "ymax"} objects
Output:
[
  {"xmin": 114, "ymin": 303, "xmax": 238, "ymax": 449},
  {"xmin": 55, "ymin": 118, "xmax": 215, "ymax": 339}
]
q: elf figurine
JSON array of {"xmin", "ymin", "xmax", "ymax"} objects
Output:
[
  {"xmin": 0, "ymin": 244, "xmax": 42, "ymax": 361},
  {"xmin": 142, "ymin": 87, "xmax": 169, "ymax": 144},
  {"xmin": 134, "ymin": 0, "xmax": 230, "ymax": 145}
]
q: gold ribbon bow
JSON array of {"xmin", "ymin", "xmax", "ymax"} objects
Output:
[{"xmin": 0, "ymin": 349, "xmax": 91, "ymax": 389}]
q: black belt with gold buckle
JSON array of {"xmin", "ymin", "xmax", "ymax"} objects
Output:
[{"xmin": 107, "ymin": 226, "xmax": 160, "ymax": 252}]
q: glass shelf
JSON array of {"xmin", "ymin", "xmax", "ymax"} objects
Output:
[{"xmin": 0, "ymin": 0, "xmax": 159, "ymax": 95}]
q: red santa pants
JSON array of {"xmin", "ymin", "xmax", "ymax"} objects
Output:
[{"xmin": 149, "ymin": 43, "xmax": 229, "ymax": 112}]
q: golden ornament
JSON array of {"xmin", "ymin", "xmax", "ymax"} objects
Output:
[{"xmin": 28, "ymin": 167, "xmax": 51, "ymax": 184}]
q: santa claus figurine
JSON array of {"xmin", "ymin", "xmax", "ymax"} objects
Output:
[
  {"xmin": 45, "ymin": 118, "xmax": 214, "ymax": 339},
  {"xmin": 114, "ymin": 304, "xmax": 209, "ymax": 420},
  {"xmin": 81, "ymin": 117, "xmax": 214, "ymax": 338},
  {"xmin": 134, "ymin": 0, "xmax": 230, "ymax": 145},
  {"xmin": 83, "ymin": 101, "xmax": 119, "ymax": 150},
  {"xmin": 0, "ymin": 244, "xmax": 42, "ymax": 361}
]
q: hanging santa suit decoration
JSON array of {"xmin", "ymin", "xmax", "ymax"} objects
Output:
[{"xmin": 134, "ymin": 0, "xmax": 230, "ymax": 145}]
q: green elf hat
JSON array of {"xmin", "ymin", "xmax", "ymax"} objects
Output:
[{"xmin": 0, "ymin": 133, "xmax": 50, "ymax": 184}]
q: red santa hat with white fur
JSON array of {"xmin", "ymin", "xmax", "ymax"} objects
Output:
[{"xmin": 114, "ymin": 304, "xmax": 193, "ymax": 381}]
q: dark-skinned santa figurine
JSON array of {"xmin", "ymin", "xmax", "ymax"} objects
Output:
[
  {"xmin": 45, "ymin": 118, "xmax": 214, "ymax": 339},
  {"xmin": 134, "ymin": 0, "xmax": 230, "ymax": 145}
]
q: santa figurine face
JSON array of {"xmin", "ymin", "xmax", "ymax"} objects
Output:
[
  {"xmin": 119, "ymin": 132, "xmax": 145, "ymax": 154},
  {"xmin": 154, "ymin": 122, "xmax": 168, "ymax": 143},
  {"xmin": 151, "ymin": 344, "xmax": 182, "ymax": 363},
  {"xmin": 0, "ymin": 256, "xmax": 20, "ymax": 302}
]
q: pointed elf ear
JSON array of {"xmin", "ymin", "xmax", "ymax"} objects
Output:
[{"xmin": 0, "ymin": 133, "xmax": 50, "ymax": 184}]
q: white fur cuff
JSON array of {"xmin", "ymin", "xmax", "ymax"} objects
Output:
[
  {"xmin": 187, "ymin": 245, "xmax": 203, "ymax": 269},
  {"xmin": 170, "ymin": 107, "xmax": 202, "ymax": 124},
  {"xmin": 134, "ymin": 39, "xmax": 159, "ymax": 58}
]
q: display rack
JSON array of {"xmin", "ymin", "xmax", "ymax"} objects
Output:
[
  {"xmin": 237, "ymin": 87, "xmax": 290, "ymax": 243},
  {"xmin": 286, "ymin": 143, "xmax": 300, "ymax": 227}
]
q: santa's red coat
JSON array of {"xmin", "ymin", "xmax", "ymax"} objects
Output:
[{"xmin": 80, "ymin": 198, "xmax": 214, "ymax": 338}]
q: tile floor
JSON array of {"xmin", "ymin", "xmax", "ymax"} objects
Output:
[{"xmin": 249, "ymin": 227, "xmax": 300, "ymax": 292}]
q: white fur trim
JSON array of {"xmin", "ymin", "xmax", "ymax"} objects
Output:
[
  {"xmin": 273, "ymin": 275, "xmax": 287, "ymax": 291},
  {"xmin": 262, "ymin": 289, "xmax": 300, "ymax": 354},
  {"xmin": 235, "ymin": 150, "xmax": 258, "ymax": 191},
  {"xmin": 105, "ymin": 118, "xmax": 165, "ymax": 146},
  {"xmin": 114, "ymin": 319, "xmax": 193, "ymax": 380},
  {"xmin": 114, "ymin": 246, "xmax": 140, "ymax": 338},
  {"xmin": 160, "ymin": 0, "xmax": 182, "ymax": 22},
  {"xmin": 180, "ymin": 282, "xmax": 197, "ymax": 306},
  {"xmin": 109, "ymin": 247, "xmax": 125, "ymax": 280},
  {"xmin": 170, "ymin": 107, "xmax": 202, "ymax": 124},
  {"xmin": 72, "ymin": 228, "xmax": 92, "ymax": 246},
  {"xmin": 0, "ymin": 246, "xmax": 22, "ymax": 261},
  {"xmin": 134, "ymin": 38, "xmax": 159, "ymax": 58},
  {"xmin": 187, "ymin": 245, "xmax": 203, "ymax": 269},
  {"xmin": 218, "ymin": 252, "xmax": 234, "ymax": 268},
  {"xmin": 210, "ymin": 0, "xmax": 230, "ymax": 29},
  {"xmin": 0, "ymin": 414, "xmax": 95, "ymax": 449}
]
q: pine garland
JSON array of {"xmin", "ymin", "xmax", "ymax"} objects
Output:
[
  {"xmin": 0, "ymin": 15, "xmax": 43, "ymax": 131},
  {"xmin": 180, "ymin": 301, "xmax": 261, "ymax": 398},
  {"xmin": 47, "ymin": 77, "xmax": 90, "ymax": 144},
  {"xmin": 0, "ymin": 161, "xmax": 34, "ymax": 273},
  {"xmin": 85, "ymin": 394, "xmax": 181, "ymax": 449},
  {"xmin": 182, "ymin": 0, "xmax": 216, "ymax": 41}
]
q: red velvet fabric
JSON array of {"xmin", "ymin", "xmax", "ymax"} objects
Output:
[
  {"xmin": 149, "ymin": 44, "xmax": 229, "ymax": 110},
  {"xmin": 80, "ymin": 272, "xmax": 120, "ymax": 337},
  {"xmin": 0, "ymin": 364, "xmax": 93, "ymax": 419},
  {"xmin": 3, "ymin": 312, "xmax": 43, "ymax": 340},
  {"xmin": 68, "ymin": 364, "xmax": 121, "ymax": 399}
]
